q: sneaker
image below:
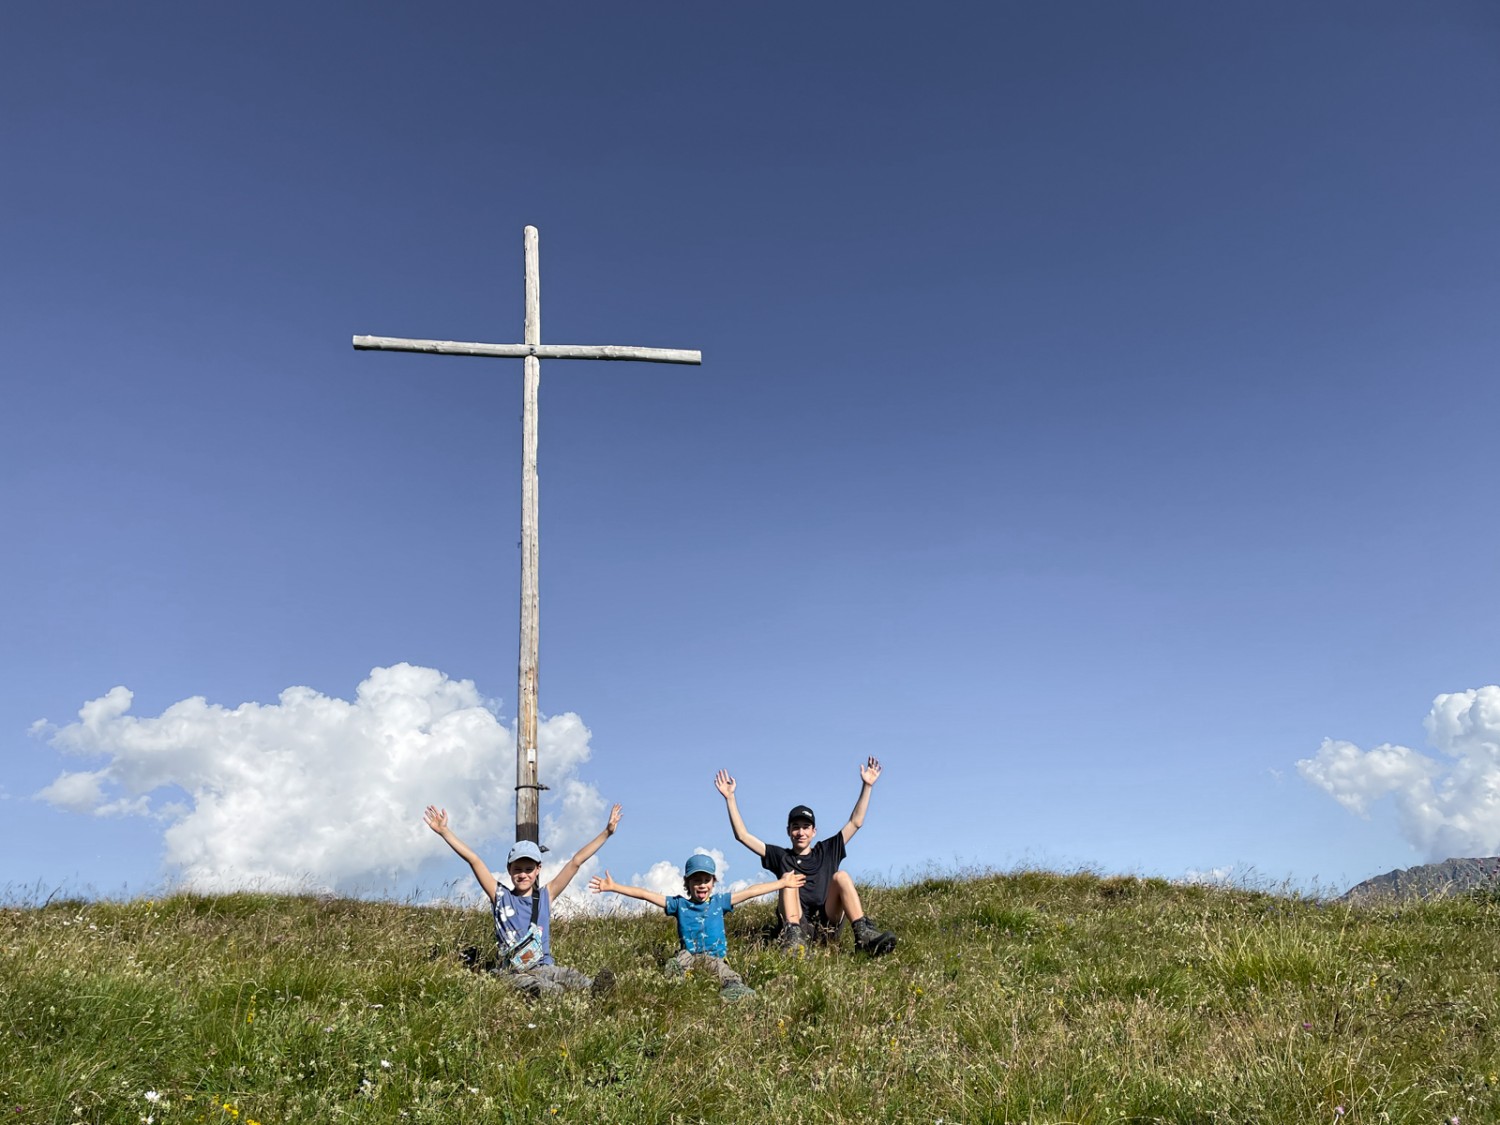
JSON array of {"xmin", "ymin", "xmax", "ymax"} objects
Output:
[
  {"xmin": 777, "ymin": 922, "xmax": 807, "ymax": 956},
  {"xmin": 852, "ymin": 918, "xmax": 897, "ymax": 956},
  {"xmin": 590, "ymin": 967, "xmax": 617, "ymax": 997},
  {"xmin": 720, "ymin": 981, "xmax": 755, "ymax": 1002}
]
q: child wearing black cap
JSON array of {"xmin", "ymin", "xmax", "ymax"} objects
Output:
[
  {"xmin": 714, "ymin": 757, "xmax": 897, "ymax": 956},
  {"xmin": 589, "ymin": 855, "xmax": 804, "ymax": 1001},
  {"xmin": 424, "ymin": 803, "xmax": 622, "ymax": 997}
]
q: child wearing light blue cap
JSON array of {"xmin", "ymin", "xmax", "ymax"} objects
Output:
[
  {"xmin": 589, "ymin": 854, "xmax": 803, "ymax": 1001},
  {"xmin": 425, "ymin": 803, "xmax": 622, "ymax": 997}
]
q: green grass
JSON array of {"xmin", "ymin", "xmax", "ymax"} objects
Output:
[{"xmin": 3, "ymin": 872, "xmax": 1498, "ymax": 1123}]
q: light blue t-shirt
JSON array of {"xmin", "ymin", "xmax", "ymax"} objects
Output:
[
  {"xmin": 493, "ymin": 885, "xmax": 552, "ymax": 965},
  {"xmin": 664, "ymin": 892, "xmax": 734, "ymax": 957}
]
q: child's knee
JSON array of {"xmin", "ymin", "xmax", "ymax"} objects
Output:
[{"xmin": 828, "ymin": 870, "xmax": 855, "ymax": 903}]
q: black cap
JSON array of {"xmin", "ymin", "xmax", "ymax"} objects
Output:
[{"xmin": 786, "ymin": 805, "xmax": 816, "ymax": 827}]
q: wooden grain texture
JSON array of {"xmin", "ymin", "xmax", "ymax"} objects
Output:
[{"xmin": 516, "ymin": 228, "xmax": 542, "ymax": 844}]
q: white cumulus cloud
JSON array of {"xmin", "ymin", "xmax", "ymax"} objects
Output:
[
  {"xmin": 33, "ymin": 664, "xmax": 609, "ymax": 897},
  {"xmin": 1297, "ymin": 685, "xmax": 1500, "ymax": 858}
]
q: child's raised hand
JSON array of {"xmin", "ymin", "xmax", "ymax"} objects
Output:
[
  {"xmin": 604, "ymin": 804, "xmax": 623, "ymax": 835},
  {"xmin": 859, "ymin": 757, "xmax": 883, "ymax": 786},
  {"xmin": 588, "ymin": 870, "xmax": 616, "ymax": 894},
  {"xmin": 714, "ymin": 770, "xmax": 736, "ymax": 798},
  {"xmin": 423, "ymin": 805, "xmax": 449, "ymax": 833}
]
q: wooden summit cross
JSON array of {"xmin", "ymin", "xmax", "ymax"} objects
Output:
[{"xmin": 353, "ymin": 225, "xmax": 702, "ymax": 845}]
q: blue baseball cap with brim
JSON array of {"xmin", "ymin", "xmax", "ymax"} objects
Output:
[
  {"xmin": 507, "ymin": 840, "xmax": 544, "ymax": 866},
  {"xmin": 683, "ymin": 854, "xmax": 717, "ymax": 878}
]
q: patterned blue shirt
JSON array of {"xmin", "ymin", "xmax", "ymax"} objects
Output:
[
  {"xmin": 493, "ymin": 885, "xmax": 553, "ymax": 965},
  {"xmin": 664, "ymin": 892, "xmax": 734, "ymax": 957}
]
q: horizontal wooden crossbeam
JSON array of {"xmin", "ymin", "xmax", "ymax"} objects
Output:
[{"xmin": 352, "ymin": 335, "xmax": 702, "ymax": 365}]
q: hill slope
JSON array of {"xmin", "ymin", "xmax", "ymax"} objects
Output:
[{"xmin": 3, "ymin": 872, "xmax": 1498, "ymax": 1124}]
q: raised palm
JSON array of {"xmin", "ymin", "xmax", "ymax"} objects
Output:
[{"xmin": 588, "ymin": 870, "xmax": 616, "ymax": 894}]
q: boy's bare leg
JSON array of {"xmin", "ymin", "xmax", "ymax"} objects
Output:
[
  {"xmin": 779, "ymin": 884, "xmax": 804, "ymax": 925},
  {"xmin": 826, "ymin": 871, "xmax": 897, "ymax": 956},
  {"xmin": 777, "ymin": 885, "xmax": 808, "ymax": 953},
  {"xmin": 824, "ymin": 871, "xmax": 862, "ymax": 925}
]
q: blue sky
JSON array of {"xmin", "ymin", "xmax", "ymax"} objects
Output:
[{"xmin": 5, "ymin": 3, "xmax": 1500, "ymax": 904}]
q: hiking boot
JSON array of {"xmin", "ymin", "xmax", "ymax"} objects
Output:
[
  {"xmin": 720, "ymin": 981, "xmax": 755, "ymax": 1002},
  {"xmin": 777, "ymin": 921, "xmax": 807, "ymax": 956},
  {"xmin": 590, "ymin": 967, "xmax": 616, "ymax": 997},
  {"xmin": 852, "ymin": 917, "xmax": 897, "ymax": 956}
]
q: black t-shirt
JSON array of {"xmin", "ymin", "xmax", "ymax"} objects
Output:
[{"xmin": 762, "ymin": 834, "xmax": 847, "ymax": 917}]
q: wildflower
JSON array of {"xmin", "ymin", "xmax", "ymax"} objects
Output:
[
  {"xmin": 1302, "ymin": 1022, "xmax": 1312, "ymax": 1031},
  {"xmin": 144, "ymin": 1093, "xmax": 161, "ymax": 1104},
  {"xmin": 1334, "ymin": 1109, "xmax": 1344, "ymax": 1118},
  {"xmin": 468, "ymin": 1088, "xmax": 480, "ymax": 1095},
  {"xmin": 380, "ymin": 1060, "xmax": 392, "ymax": 1069}
]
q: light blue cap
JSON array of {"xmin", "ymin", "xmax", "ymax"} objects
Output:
[
  {"xmin": 684, "ymin": 854, "xmax": 717, "ymax": 878},
  {"xmin": 507, "ymin": 840, "xmax": 543, "ymax": 866}
]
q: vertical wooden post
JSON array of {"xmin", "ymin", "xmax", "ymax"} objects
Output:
[
  {"xmin": 354, "ymin": 225, "xmax": 701, "ymax": 849},
  {"xmin": 516, "ymin": 225, "xmax": 541, "ymax": 843}
]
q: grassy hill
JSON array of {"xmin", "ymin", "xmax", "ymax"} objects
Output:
[{"xmin": 3, "ymin": 871, "xmax": 1497, "ymax": 1124}]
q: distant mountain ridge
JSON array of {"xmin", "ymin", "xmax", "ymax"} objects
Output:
[{"xmin": 1342, "ymin": 856, "xmax": 1500, "ymax": 904}]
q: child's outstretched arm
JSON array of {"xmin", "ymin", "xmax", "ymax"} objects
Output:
[
  {"xmin": 546, "ymin": 803, "xmax": 623, "ymax": 899},
  {"xmin": 729, "ymin": 870, "xmax": 805, "ymax": 907},
  {"xmin": 423, "ymin": 805, "xmax": 499, "ymax": 903},
  {"xmin": 587, "ymin": 869, "xmax": 668, "ymax": 909},
  {"xmin": 715, "ymin": 770, "xmax": 767, "ymax": 857},
  {"xmin": 839, "ymin": 757, "xmax": 883, "ymax": 843}
]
